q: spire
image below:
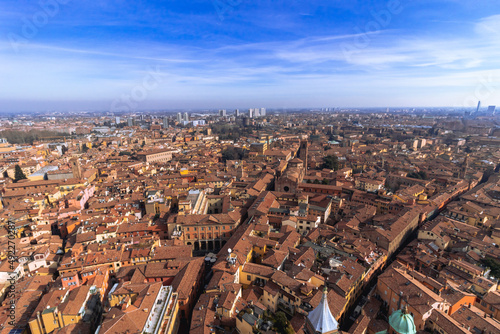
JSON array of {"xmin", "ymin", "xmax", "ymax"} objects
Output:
[{"xmin": 307, "ymin": 287, "xmax": 339, "ymax": 334}]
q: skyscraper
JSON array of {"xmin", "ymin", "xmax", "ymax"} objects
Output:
[
  {"xmin": 163, "ymin": 116, "xmax": 169, "ymax": 129},
  {"xmin": 127, "ymin": 118, "xmax": 134, "ymax": 127},
  {"xmin": 183, "ymin": 112, "xmax": 189, "ymax": 121},
  {"xmin": 219, "ymin": 109, "xmax": 226, "ymax": 117},
  {"xmin": 260, "ymin": 108, "xmax": 266, "ymax": 116},
  {"xmin": 177, "ymin": 112, "xmax": 182, "ymax": 123},
  {"xmin": 235, "ymin": 109, "xmax": 240, "ymax": 117},
  {"xmin": 248, "ymin": 108, "xmax": 254, "ymax": 118}
]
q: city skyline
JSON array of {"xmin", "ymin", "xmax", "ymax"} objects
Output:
[{"xmin": 1, "ymin": 0, "xmax": 500, "ymax": 111}]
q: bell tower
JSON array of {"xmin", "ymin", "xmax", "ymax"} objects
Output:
[
  {"xmin": 70, "ymin": 157, "xmax": 82, "ymax": 179},
  {"xmin": 460, "ymin": 154, "xmax": 469, "ymax": 179},
  {"xmin": 299, "ymin": 140, "xmax": 308, "ymax": 170}
]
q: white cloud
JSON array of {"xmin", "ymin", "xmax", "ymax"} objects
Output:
[{"xmin": 1, "ymin": 13, "xmax": 500, "ymax": 110}]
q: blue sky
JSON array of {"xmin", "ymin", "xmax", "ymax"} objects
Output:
[{"xmin": 1, "ymin": 0, "xmax": 499, "ymax": 112}]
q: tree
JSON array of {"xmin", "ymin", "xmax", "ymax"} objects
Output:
[
  {"xmin": 14, "ymin": 165, "xmax": 27, "ymax": 182},
  {"xmin": 321, "ymin": 155, "xmax": 339, "ymax": 170},
  {"xmin": 119, "ymin": 151, "xmax": 132, "ymax": 156},
  {"xmin": 221, "ymin": 147, "xmax": 246, "ymax": 162},
  {"xmin": 274, "ymin": 311, "xmax": 294, "ymax": 334},
  {"xmin": 222, "ymin": 148, "xmax": 239, "ymax": 162},
  {"xmin": 481, "ymin": 258, "xmax": 500, "ymax": 280}
]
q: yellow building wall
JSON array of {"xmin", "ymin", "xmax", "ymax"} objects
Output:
[
  {"xmin": 261, "ymin": 289, "xmax": 278, "ymax": 313},
  {"xmin": 29, "ymin": 318, "xmax": 45, "ymax": 334},
  {"xmin": 310, "ymin": 275, "xmax": 324, "ymax": 288},
  {"xmin": 58, "ymin": 313, "xmax": 81, "ymax": 327},
  {"xmin": 240, "ymin": 271, "xmax": 269, "ymax": 288},
  {"xmin": 236, "ymin": 316, "xmax": 255, "ymax": 334},
  {"xmin": 42, "ymin": 311, "xmax": 61, "ymax": 333},
  {"xmin": 109, "ymin": 293, "xmax": 137, "ymax": 307},
  {"xmin": 164, "ymin": 297, "xmax": 180, "ymax": 334},
  {"xmin": 252, "ymin": 245, "xmax": 266, "ymax": 258}
]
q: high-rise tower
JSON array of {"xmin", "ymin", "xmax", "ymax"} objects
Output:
[
  {"xmin": 70, "ymin": 157, "xmax": 81, "ymax": 179},
  {"xmin": 299, "ymin": 140, "xmax": 308, "ymax": 170}
]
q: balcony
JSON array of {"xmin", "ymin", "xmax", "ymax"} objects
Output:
[{"xmin": 277, "ymin": 298, "xmax": 295, "ymax": 316}]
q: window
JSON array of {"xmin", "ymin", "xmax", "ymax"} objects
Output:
[{"xmin": 247, "ymin": 275, "xmax": 251, "ymax": 281}]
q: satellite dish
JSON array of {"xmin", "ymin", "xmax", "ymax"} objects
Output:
[{"xmin": 228, "ymin": 248, "xmax": 232, "ymax": 254}]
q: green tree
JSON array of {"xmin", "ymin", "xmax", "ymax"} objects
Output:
[
  {"xmin": 0, "ymin": 129, "xmax": 70, "ymax": 145},
  {"xmin": 481, "ymin": 258, "xmax": 500, "ymax": 279},
  {"xmin": 310, "ymin": 134, "xmax": 321, "ymax": 142},
  {"xmin": 221, "ymin": 148, "xmax": 239, "ymax": 162},
  {"xmin": 221, "ymin": 147, "xmax": 247, "ymax": 162},
  {"xmin": 14, "ymin": 165, "xmax": 27, "ymax": 182},
  {"xmin": 321, "ymin": 155, "xmax": 339, "ymax": 170},
  {"xmin": 274, "ymin": 311, "xmax": 294, "ymax": 334}
]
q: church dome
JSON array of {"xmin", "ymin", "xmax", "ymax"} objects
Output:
[{"xmin": 388, "ymin": 306, "xmax": 416, "ymax": 334}]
